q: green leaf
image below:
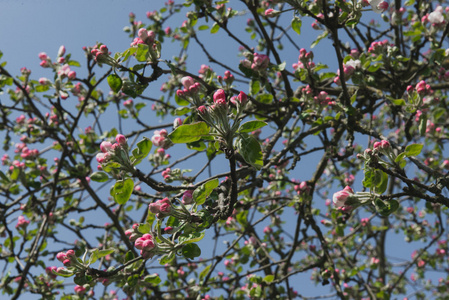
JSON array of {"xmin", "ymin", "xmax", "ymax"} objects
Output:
[
  {"xmin": 311, "ymin": 31, "xmax": 328, "ymax": 48},
  {"xmin": 250, "ymin": 80, "xmax": 260, "ymax": 95},
  {"xmin": 175, "ymin": 106, "xmax": 191, "ymax": 115},
  {"xmin": 35, "ymin": 85, "xmax": 49, "ymax": 92},
  {"xmin": 193, "ymin": 178, "xmax": 219, "ymax": 205},
  {"xmin": 210, "ymin": 22, "xmax": 220, "ymax": 33},
  {"xmin": 362, "ymin": 168, "xmax": 375, "ymax": 188},
  {"xmin": 374, "ymin": 170, "xmax": 388, "ymax": 194},
  {"xmin": 187, "ymin": 140, "xmax": 207, "ymax": 151},
  {"xmin": 90, "ymin": 172, "xmax": 109, "ymax": 182},
  {"xmin": 291, "ymin": 16, "xmax": 302, "ymax": 35},
  {"xmin": 144, "ymin": 274, "xmax": 161, "ymax": 285},
  {"xmin": 107, "ymin": 74, "xmax": 122, "ymax": 93},
  {"xmin": 390, "ymin": 98, "xmax": 406, "ymax": 106},
  {"xmin": 168, "ymin": 122, "xmax": 210, "ymax": 144},
  {"xmin": 199, "ymin": 264, "xmax": 211, "ymax": 281},
  {"xmin": 10, "ymin": 167, "xmax": 20, "ymax": 181},
  {"xmin": 418, "ymin": 115, "xmax": 427, "ymax": 136},
  {"xmin": 136, "ymin": 44, "xmax": 149, "ymax": 62},
  {"xmin": 179, "ymin": 231, "xmax": 206, "ymax": 245},
  {"xmin": 235, "ymin": 134, "xmax": 263, "ymax": 169},
  {"xmin": 181, "ymin": 243, "xmax": 201, "ymax": 259},
  {"xmin": 404, "ymin": 144, "xmax": 423, "ymax": 157},
  {"xmin": 263, "ymin": 275, "xmax": 275, "ymax": 284},
  {"xmin": 198, "ymin": 25, "xmax": 209, "ymax": 30},
  {"xmin": 112, "ymin": 178, "xmax": 134, "ymax": 205},
  {"xmin": 159, "ymin": 251, "xmax": 175, "ymax": 265},
  {"xmin": 374, "ymin": 198, "xmax": 399, "ymax": 216},
  {"xmin": 238, "ymin": 120, "xmax": 267, "ymax": 133},
  {"xmin": 101, "ymin": 161, "xmax": 121, "ymax": 173},
  {"xmin": 0, "ymin": 170, "xmax": 10, "ymax": 183},
  {"xmin": 88, "ymin": 248, "xmax": 115, "ymax": 265},
  {"xmin": 175, "ymin": 93, "xmax": 190, "ymax": 106},
  {"xmin": 131, "ymin": 137, "xmax": 152, "ymax": 166},
  {"xmin": 137, "ymin": 223, "xmax": 151, "ymax": 234},
  {"xmin": 256, "ymin": 94, "xmax": 273, "ymax": 104}
]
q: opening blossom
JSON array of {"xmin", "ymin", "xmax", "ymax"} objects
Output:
[
  {"xmin": 368, "ymin": 0, "xmax": 389, "ymax": 13},
  {"xmin": 428, "ymin": 6, "xmax": 445, "ymax": 25},
  {"xmin": 332, "ymin": 186, "xmax": 354, "ymax": 207}
]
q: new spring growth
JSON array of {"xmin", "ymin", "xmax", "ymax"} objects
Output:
[
  {"xmin": 358, "ymin": 140, "xmax": 397, "ymax": 168},
  {"xmin": 130, "ymin": 28, "xmax": 161, "ymax": 62},
  {"xmin": 197, "ymin": 89, "xmax": 249, "ymax": 146},
  {"xmin": 332, "ymin": 186, "xmax": 374, "ymax": 209},
  {"xmin": 91, "ymin": 44, "xmax": 118, "ymax": 67},
  {"xmin": 125, "ymin": 223, "xmax": 177, "ymax": 260},
  {"xmin": 148, "ymin": 197, "xmax": 192, "ymax": 221},
  {"xmin": 96, "ymin": 134, "xmax": 133, "ymax": 172},
  {"xmin": 176, "ymin": 76, "xmax": 203, "ymax": 107}
]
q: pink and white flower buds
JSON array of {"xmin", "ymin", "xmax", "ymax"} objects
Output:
[
  {"xmin": 332, "ymin": 186, "xmax": 354, "ymax": 207},
  {"xmin": 16, "ymin": 215, "xmax": 30, "ymax": 229},
  {"xmin": 264, "ymin": 9, "xmax": 281, "ymax": 18},
  {"xmin": 181, "ymin": 76, "xmax": 195, "ymax": 89},
  {"xmin": 58, "ymin": 45, "xmax": 66, "ymax": 57},
  {"xmin": 115, "ymin": 134, "xmax": 127, "ymax": 146}
]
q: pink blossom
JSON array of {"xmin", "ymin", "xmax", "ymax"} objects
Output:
[
  {"xmin": 332, "ymin": 186, "xmax": 354, "ymax": 207},
  {"xmin": 428, "ymin": 6, "xmax": 445, "ymax": 25},
  {"xmin": 38, "ymin": 52, "xmax": 48, "ymax": 60},
  {"xmin": 182, "ymin": 190, "xmax": 194, "ymax": 204},
  {"xmin": 100, "ymin": 141, "xmax": 113, "ymax": 153},
  {"xmin": 16, "ymin": 215, "xmax": 30, "ymax": 229},
  {"xmin": 58, "ymin": 45, "xmax": 66, "ymax": 57},
  {"xmin": 74, "ymin": 285, "xmax": 86, "ymax": 295},
  {"xmin": 181, "ymin": 76, "xmax": 195, "ymax": 89},
  {"xmin": 115, "ymin": 134, "xmax": 127, "ymax": 145},
  {"xmin": 68, "ymin": 71, "xmax": 76, "ymax": 80},
  {"xmin": 264, "ymin": 9, "xmax": 280, "ymax": 18}
]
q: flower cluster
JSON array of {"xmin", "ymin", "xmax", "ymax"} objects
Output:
[
  {"xmin": 366, "ymin": 0, "xmax": 389, "ymax": 13},
  {"xmin": 333, "ymin": 186, "xmax": 355, "ymax": 207},
  {"xmin": 151, "ymin": 129, "xmax": 172, "ymax": 149},
  {"xmin": 149, "ymin": 197, "xmax": 192, "ymax": 221},
  {"xmin": 134, "ymin": 233, "xmax": 156, "ymax": 259},
  {"xmin": 132, "ymin": 28, "xmax": 156, "ymax": 47},
  {"xmin": 96, "ymin": 134, "xmax": 132, "ymax": 171},
  {"xmin": 90, "ymin": 44, "xmax": 115, "ymax": 66},
  {"xmin": 424, "ymin": 6, "xmax": 446, "ymax": 26},
  {"xmin": 240, "ymin": 52, "xmax": 270, "ymax": 76},
  {"xmin": 176, "ymin": 76, "xmax": 203, "ymax": 107},
  {"xmin": 56, "ymin": 250, "xmax": 78, "ymax": 267},
  {"xmin": 148, "ymin": 148, "xmax": 171, "ymax": 167},
  {"xmin": 217, "ymin": 70, "xmax": 235, "ymax": 89},
  {"xmin": 16, "ymin": 215, "xmax": 30, "ymax": 229},
  {"xmin": 293, "ymin": 48, "xmax": 315, "ymax": 71}
]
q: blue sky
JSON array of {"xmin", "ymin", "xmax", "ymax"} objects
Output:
[{"xmin": 1, "ymin": 1, "xmax": 435, "ymax": 298}]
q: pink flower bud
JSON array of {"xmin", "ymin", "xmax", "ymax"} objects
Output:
[
  {"xmin": 182, "ymin": 190, "xmax": 194, "ymax": 204},
  {"xmin": 56, "ymin": 252, "xmax": 67, "ymax": 262},
  {"xmin": 332, "ymin": 186, "xmax": 354, "ymax": 207},
  {"xmin": 142, "ymin": 239, "xmax": 155, "ymax": 250},
  {"xmin": 198, "ymin": 105, "xmax": 207, "ymax": 114},
  {"xmin": 149, "ymin": 203, "xmax": 160, "ymax": 214},
  {"xmin": 96, "ymin": 152, "xmax": 106, "ymax": 164},
  {"xmin": 115, "ymin": 134, "xmax": 127, "ymax": 145},
  {"xmin": 58, "ymin": 45, "xmax": 66, "ymax": 57},
  {"xmin": 38, "ymin": 52, "xmax": 48, "ymax": 60},
  {"xmin": 264, "ymin": 8, "xmax": 280, "ymax": 18},
  {"xmin": 213, "ymin": 89, "xmax": 226, "ymax": 103},
  {"xmin": 100, "ymin": 44, "xmax": 109, "ymax": 54},
  {"xmin": 100, "ymin": 141, "xmax": 113, "ymax": 153},
  {"xmin": 68, "ymin": 71, "xmax": 76, "ymax": 80},
  {"xmin": 138, "ymin": 28, "xmax": 148, "ymax": 40},
  {"xmin": 181, "ymin": 76, "xmax": 195, "ymax": 89}
]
